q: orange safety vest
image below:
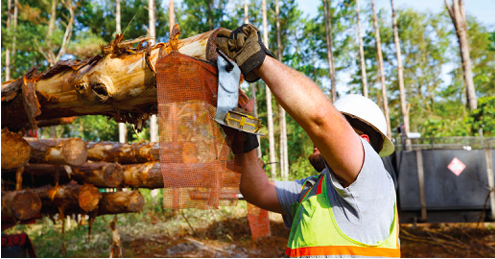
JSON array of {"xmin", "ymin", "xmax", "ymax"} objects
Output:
[{"xmin": 285, "ymin": 172, "xmax": 400, "ymax": 257}]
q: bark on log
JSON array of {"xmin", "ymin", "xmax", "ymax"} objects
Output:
[
  {"xmin": 37, "ymin": 117, "xmax": 76, "ymax": 128},
  {"xmin": 2, "ymin": 29, "xmax": 223, "ymax": 132},
  {"xmin": 98, "ymin": 191, "xmax": 144, "ymax": 215},
  {"xmin": 87, "ymin": 141, "xmax": 159, "ymax": 164},
  {"xmin": 123, "ymin": 162, "xmax": 240, "ymax": 189},
  {"xmin": 72, "ymin": 162, "xmax": 123, "ymax": 188},
  {"xmin": 1, "ymin": 128, "xmax": 31, "ymax": 170},
  {"xmin": 31, "ymin": 182, "xmax": 101, "ymax": 213},
  {"xmin": 23, "ymin": 162, "xmax": 123, "ymax": 188},
  {"xmin": 25, "ymin": 137, "xmax": 88, "ymax": 166},
  {"xmin": 1, "ymin": 190, "xmax": 41, "ymax": 220}
]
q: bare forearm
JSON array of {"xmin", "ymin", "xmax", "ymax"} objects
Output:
[
  {"xmin": 254, "ymin": 56, "xmax": 364, "ymax": 185},
  {"xmin": 238, "ymin": 150, "xmax": 284, "ymax": 214}
]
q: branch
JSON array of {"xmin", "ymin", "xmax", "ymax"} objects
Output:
[
  {"xmin": 459, "ymin": 0, "xmax": 466, "ymax": 21},
  {"xmin": 55, "ymin": 0, "xmax": 74, "ymax": 62},
  {"xmin": 444, "ymin": 0, "xmax": 455, "ymax": 21},
  {"xmin": 33, "ymin": 37, "xmax": 52, "ymax": 64}
]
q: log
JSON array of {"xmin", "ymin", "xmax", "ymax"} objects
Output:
[
  {"xmin": 25, "ymin": 137, "xmax": 88, "ymax": 166},
  {"xmin": 121, "ymin": 162, "xmax": 163, "ymax": 188},
  {"xmin": 2, "ymin": 28, "xmax": 223, "ymax": 132},
  {"xmin": 31, "ymin": 182, "xmax": 101, "ymax": 213},
  {"xmin": 87, "ymin": 141, "xmax": 159, "ymax": 164},
  {"xmin": 1, "ymin": 128, "xmax": 31, "ymax": 170},
  {"xmin": 1, "ymin": 190, "xmax": 42, "ymax": 220},
  {"xmin": 37, "ymin": 117, "xmax": 76, "ymax": 128},
  {"xmin": 98, "ymin": 191, "xmax": 144, "ymax": 215},
  {"xmin": 23, "ymin": 162, "xmax": 123, "ymax": 188},
  {"xmin": 71, "ymin": 162, "xmax": 123, "ymax": 188}
]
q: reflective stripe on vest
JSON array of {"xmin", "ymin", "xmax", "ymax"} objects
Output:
[{"xmin": 286, "ymin": 171, "xmax": 400, "ymax": 258}]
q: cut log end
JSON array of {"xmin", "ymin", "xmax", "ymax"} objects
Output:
[
  {"xmin": 2, "ymin": 190, "xmax": 42, "ymax": 220},
  {"xmin": 99, "ymin": 191, "xmax": 144, "ymax": 215},
  {"xmin": 61, "ymin": 138, "xmax": 88, "ymax": 166},
  {"xmin": 1, "ymin": 129, "xmax": 31, "ymax": 170},
  {"xmin": 78, "ymin": 184, "xmax": 102, "ymax": 212}
]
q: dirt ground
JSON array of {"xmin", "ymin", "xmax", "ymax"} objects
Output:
[{"xmin": 119, "ymin": 214, "xmax": 495, "ymax": 258}]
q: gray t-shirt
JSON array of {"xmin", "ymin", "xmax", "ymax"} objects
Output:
[{"xmin": 275, "ymin": 138, "xmax": 396, "ymax": 245}]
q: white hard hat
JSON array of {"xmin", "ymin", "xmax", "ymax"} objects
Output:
[{"xmin": 333, "ymin": 94, "xmax": 394, "ymax": 157}]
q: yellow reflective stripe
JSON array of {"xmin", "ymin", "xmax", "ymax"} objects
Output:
[{"xmin": 285, "ymin": 245, "xmax": 401, "ymax": 258}]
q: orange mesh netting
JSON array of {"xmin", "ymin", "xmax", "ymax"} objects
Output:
[
  {"xmin": 247, "ymin": 203, "xmax": 271, "ymax": 240},
  {"xmin": 156, "ymin": 51, "xmax": 242, "ymax": 209}
]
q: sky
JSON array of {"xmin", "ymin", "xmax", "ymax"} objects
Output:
[{"xmin": 297, "ymin": 0, "xmax": 495, "ymax": 29}]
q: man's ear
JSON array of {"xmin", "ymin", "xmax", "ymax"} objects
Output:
[{"xmin": 359, "ymin": 134, "xmax": 370, "ymax": 143}]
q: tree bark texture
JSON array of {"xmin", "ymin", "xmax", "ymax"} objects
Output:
[
  {"xmin": 371, "ymin": 0, "xmax": 392, "ymax": 138},
  {"xmin": 25, "ymin": 137, "xmax": 88, "ymax": 166},
  {"xmin": 98, "ymin": 191, "xmax": 144, "ymax": 215},
  {"xmin": 87, "ymin": 141, "xmax": 159, "ymax": 164},
  {"xmin": 5, "ymin": 0, "xmax": 11, "ymax": 81},
  {"xmin": 36, "ymin": 116, "xmax": 76, "ymax": 128},
  {"xmin": 31, "ymin": 182, "xmax": 101, "ymax": 214},
  {"xmin": 1, "ymin": 190, "xmax": 41, "ymax": 220},
  {"xmin": 22, "ymin": 162, "xmax": 123, "ymax": 188},
  {"xmin": 444, "ymin": 0, "xmax": 477, "ymax": 110},
  {"xmin": 391, "ymin": 0, "xmax": 411, "ymax": 149},
  {"xmin": 1, "ymin": 128, "xmax": 31, "ymax": 170},
  {"xmin": 355, "ymin": 0, "xmax": 368, "ymax": 98},
  {"xmin": 275, "ymin": 0, "xmax": 289, "ymax": 180},
  {"xmin": 2, "ymin": 29, "xmax": 223, "ymax": 132},
  {"xmin": 262, "ymin": 0, "xmax": 277, "ymax": 178},
  {"xmin": 323, "ymin": 0, "xmax": 337, "ymax": 103}
]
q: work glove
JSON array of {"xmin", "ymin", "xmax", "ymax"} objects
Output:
[
  {"xmin": 215, "ymin": 24, "xmax": 274, "ymax": 82},
  {"xmin": 222, "ymin": 99, "xmax": 259, "ymax": 154}
]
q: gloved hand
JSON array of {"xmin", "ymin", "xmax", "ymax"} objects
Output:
[
  {"xmin": 222, "ymin": 99, "xmax": 259, "ymax": 154},
  {"xmin": 215, "ymin": 24, "xmax": 274, "ymax": 82}
]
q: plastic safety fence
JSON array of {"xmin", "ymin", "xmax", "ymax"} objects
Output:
[
  {"xmin": 247, "ymin": 202, "xmax": 271, "ymax": 240},
  {"xmin": 156, "ymin": 51, "xmax": 241, "ymax": 209}
]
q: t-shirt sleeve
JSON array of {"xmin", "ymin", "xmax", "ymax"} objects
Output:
[
  {"xmin": 326, "ymin": 138, "xmax": 396, "ymax": 244},
  {"xmin": 275, "ymin": 175, "xmax": 319, "ymax": 229}
]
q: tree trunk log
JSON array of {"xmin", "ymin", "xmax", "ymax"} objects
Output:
[
  {"xmin": 72, "ymin": 162, "xmax": 123, "ymax": 188},
  {"xmin": 1, "ymin": 29, "xmax": 223, "ymax": 132},
  {"xmin": 1, "ymin": 128, "xmax": 31, "ymax": 170},
  {"xmin": 25, "ymin": 137, "xmax": 88, "ymax": 166},
  {"xmin": 121, "ymin": 162, "xmax": 163, "ymax": 188},
  {"xmin": 37, "ymin": 117, "xmax": 76, "ymax": 128},
  {"xmin": 22, "ymin": 162, "xmax": 123, "ymax": 188},
  {"xmin": 1, "ymin": 190, "xmax": 41, "ymax": 220},
  {"xmin": 87, "ymin": 141, "xmax": 159, "ymax": 164},
  {"xmin": 98, "ymin": 191, "xmax": 144, "ymax": 215},
  {"xmin": 31, "ymin": 182, "xmax": 101, "ymax": 213}
]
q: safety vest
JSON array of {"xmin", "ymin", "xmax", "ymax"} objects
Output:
[{"xmin": 285, "ymin": 172, "xmax": 400, "ymax": 258}]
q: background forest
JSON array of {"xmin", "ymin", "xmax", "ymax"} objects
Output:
[{"xmin": 1, "ymin": 0, "xmax": 494, "ymax": 180}]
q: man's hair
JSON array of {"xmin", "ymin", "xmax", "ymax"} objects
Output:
[{"xmin": 343, "ymin": 115, "xmax": 383, "ymax": 154}]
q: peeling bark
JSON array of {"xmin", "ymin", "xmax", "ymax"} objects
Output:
[
  {"xmin": 87, "ymin": 141, "xmax": 159, "ymax": 164},
  {"xmin": 26, "ymin": 137, "xmax": 88, "ymax": 166},
  {"xmin": 31, "ymin": 182, "xmax": 101, "ymax": 213},
  {"xmin": 98, "ymin": 190, "xmax": 144, "ymax": 215},
  {"xmin": 2, "ymin": 29, "xmax": 223, "ymax": 132}
]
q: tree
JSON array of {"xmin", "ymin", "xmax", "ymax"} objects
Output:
[
  {"xmin": 355, "ymin": 0, "xmax": 367, "ymax": 97},
  {"xmin": 262, "ymin": 0, "xmax": 277, "ymax": 178},
  {"xmin": 4, "ymin": 0, "xmax": 12, "ymax": 81},
  {"xmin": 149, "ymin": 0, "xmax": 158, "ymax": 143},
  {"xmin": 35, "ymin": 0, "xmax": 75, "ymax": 67},
  {"xmin": 117, "ymin": 0, "xmax": 127, "ymax": 144},
  {"xmin": 169, "ymin": 0, "xmax": 174, "ymax": 33},
  {"xmin": 390, "ymin": 0, "xmax": 410, "ymax": 146},
  {"xmin": 323, "ymin": 0, "xmax": 336, "ymax": 102},
  {"xmin": 444, "ymin": 0, "xmax": 477, "ymax": 110},
  {"xmin": 275, "ymin": 0, "xmax": 288, "ymax": 180},
  {"xmin": 371, "ymin": 0, "xmax": 391, "ymax": 138}
]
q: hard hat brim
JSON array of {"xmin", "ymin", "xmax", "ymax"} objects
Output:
[{"xmin": 341, "ymin": 111, "xmax": 395, "ymax": 157}]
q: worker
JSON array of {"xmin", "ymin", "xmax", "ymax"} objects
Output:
[{"xmin": 215, "ymin": 24, "xmax": 400, "ymax": 258}]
